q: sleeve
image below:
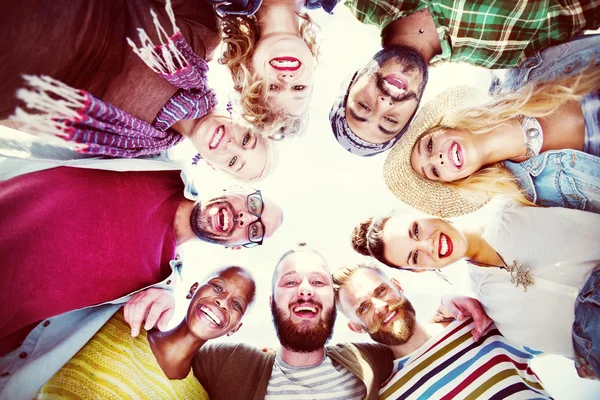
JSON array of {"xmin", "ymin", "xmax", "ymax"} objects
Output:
[{"xmin": 343, "ymin": 0, "xmax": 408, "ymax": 30}]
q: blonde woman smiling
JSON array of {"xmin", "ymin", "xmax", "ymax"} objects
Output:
[
  {"xmin": 219, "ymin": 0, "xmax": 328, "ymax": 136},
  {"xmin": 383, "ymin": 69, "xmax": 600, "ymax": 217}
]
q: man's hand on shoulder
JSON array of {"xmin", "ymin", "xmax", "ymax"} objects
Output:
[
  {"xmin": 124, "ymin": 288, "xmax": 175, "ymax": 337},
  {"xmin": 438, "ymin": 295, "xmax": 492, "ymax": 342}
]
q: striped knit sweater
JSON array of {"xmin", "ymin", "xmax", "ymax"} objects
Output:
[
  {"xmin": 379, "ymin": 319, "xmax": 552, "ymax": 400},
  {"xmin": 37, "ymin": 310, "xmax": 208, "ymax": 400}
]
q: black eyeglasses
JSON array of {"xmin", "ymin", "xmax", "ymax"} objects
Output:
[{"xmin": 242, "ymin": 190, "xmax": 265, "ymax": 248}]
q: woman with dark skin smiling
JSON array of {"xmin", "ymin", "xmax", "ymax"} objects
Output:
[
  {"xmin": 351, "ymin": 206, "xmax": 600, "ymax": 380},
  {"xmin": 37, "ymin": 266, "xmax": 256, "ymax": 398},
  {"xmin": 383, "ymin": 68, "xmax": 600, "ymax": 217}
]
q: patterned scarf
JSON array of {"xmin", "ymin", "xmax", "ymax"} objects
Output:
[{"xmin": 12, "ymin": 0, "xmax": 217, "ymax": 158}]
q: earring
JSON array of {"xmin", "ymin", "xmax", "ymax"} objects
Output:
[
  {"xmin": 186, "ymin": 282, "xmax": 199, "ymax": 299},
  {"xmin": 434, "ymin": 269, "xmax": 452, "ymax": 285},
  {"xmin": 226, "ymin": 101, "xmax": 233, "ymax": 118}
]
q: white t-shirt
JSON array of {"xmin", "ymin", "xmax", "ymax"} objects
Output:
[{"xmin": 469, "ymin": 204, "xmax": 600, "ymax": 358}]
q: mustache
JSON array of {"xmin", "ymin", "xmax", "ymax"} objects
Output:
[
  {"xmin": 375, "ymin": 73, "xmax": 417, "ymax": 103},
  {"xmin": 368, "ymin": 299, "xmax": 408, "ymax": 333},
  {"xmin": 290, "ymin": 299, "xmax": 323, "ymax": 309}
]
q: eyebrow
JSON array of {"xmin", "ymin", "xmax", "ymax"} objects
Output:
[
  {"xmin": 378, "ymin": 125, "xmax": 397, "ymax": 135},
  {"xmin": 349, "ymin": 108, "xmax": 368, "ymax": 123}
]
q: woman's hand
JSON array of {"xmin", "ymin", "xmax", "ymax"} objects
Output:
[{"xmin": 124, "ymin": 288, "xmax": 176, "ymax": 337}]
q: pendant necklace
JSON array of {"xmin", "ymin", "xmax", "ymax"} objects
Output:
[{"xmin": 467, "ymin": 252, "xmax": 534, "ymax": 292}]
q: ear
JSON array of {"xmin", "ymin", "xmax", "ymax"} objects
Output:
[
  {"xmin": 348, "ymin": 321, "xmax": 366, "ymax": 334},
  {"xmin": 390, "ymin": 277, "xmax": 403, "ymax": 292},
  {"xmin": 227, "ymin": 322, "xmax": 243, "ymax": 336}
]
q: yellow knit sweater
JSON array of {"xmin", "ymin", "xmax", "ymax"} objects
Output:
[{"xmin": 38, "ymin": 310, "xmax": 208, "ymax": 400}]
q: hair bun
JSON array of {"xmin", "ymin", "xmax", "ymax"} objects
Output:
[{"xmin": 351, "ymin": 218, "xmax": 373, "ymax": 256}]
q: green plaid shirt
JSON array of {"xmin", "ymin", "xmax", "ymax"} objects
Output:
[{"xmin": 344, "ymin": 0, "xmax": 599, "ymax": 68}]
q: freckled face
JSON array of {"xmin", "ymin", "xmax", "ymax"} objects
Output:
[
  {"xmin": 382, "ymin": 215, "xmax": 468, "ymax": 270},
  {"xmin": 410, "ymin": 128, "xmax": 484, "ymax": 182}
]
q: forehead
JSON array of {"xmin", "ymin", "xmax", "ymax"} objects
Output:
[
  {"xmin": 340, "ymin": 268, "xmax": 387, "ymax": 305},
  {"xmin": 213, "ymin": 269, "xmax": 254, "ymax": 299},
  {"xmin": 276, "ymin": 252, "xmax": 330, "ymax": 282}
]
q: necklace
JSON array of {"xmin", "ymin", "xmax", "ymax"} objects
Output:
[{"xmin": 467, "ymin": 252, "xmax": 534, "ymax": 292}]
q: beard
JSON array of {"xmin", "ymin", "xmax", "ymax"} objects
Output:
[
  {"xmin": 271, "ymin": 300, "xmax": 337, "ymax": 353},
  {"xmin": 189, "ymin": 197, "xmax": 233, "ymax": 245},
  {"xmin": 368, "ymin": 298, "xmax": 417, "ymax": 346},
  {"xmin": 368, "ymin": 45, "xmax": 429, "ymax": 102}
]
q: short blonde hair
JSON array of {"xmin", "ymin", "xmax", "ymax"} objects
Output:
[
  {"xmin": 332, "ymin": 263, "xmax": 386, "ymax": 303},
  {"xmin": 219, "ymin": 13, "xmax": 319, "ymax": 137}
]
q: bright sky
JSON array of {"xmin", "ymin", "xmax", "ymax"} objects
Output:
[{"xmin": 1, "ymin": 4, "xmax": 598, "ymax": 398}]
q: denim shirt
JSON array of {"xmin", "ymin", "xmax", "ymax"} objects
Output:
[
  {"xmin": 0, "ymin": 260, "xmax": 183, "ymax": 400},
  {"xmin": 504, "ymin": 150, "xmax": 600, "ymax": 214},
  {"xmin": 489, "ymin": 34, "xmax": 600, "ymax": 96}
]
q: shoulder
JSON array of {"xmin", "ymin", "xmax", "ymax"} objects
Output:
[{"xmin": 327, "ymin": 342, "xmax": 393, "ymax": 363}]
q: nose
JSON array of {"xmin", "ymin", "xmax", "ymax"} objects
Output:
[
  {"xmin": 378, "ymin": 95, "xmax": 394, "ymax": 108},
  {"xmin": 236, "ymin": 211, "xmax": 257, "ymax": 227},
  {"xmin": 298, "ymin": 277, "xmax": 314, "ymax": 298},
  {"xmin": 430, "ymin": 151, "xmax": 445, "ymax": 166},
  {"xmin": 372, "ymin": 297, "xmax": 388, "ymax": 314},
  {"xmin": 215, "ymin": 298, "xmax": 228, "ymax": 312},
  {"xmin": 417, "ymin": 237, "xmax": 435, "ymax": 256},
  {"xmin": 278, "ymin": 73, "xmax": 294, "ymax": 83}
]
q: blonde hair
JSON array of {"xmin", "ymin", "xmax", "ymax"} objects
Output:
[
  {"xmin": 219, "ymin": 13, "xmax": 319, "ymax": 137},
  {"xmin": 332, "ymin": 263, "xmax": 385, "ymax": 304},
  {"xmin": 422, "ymin": 67, "xmax": 600, "ymax": 205}
]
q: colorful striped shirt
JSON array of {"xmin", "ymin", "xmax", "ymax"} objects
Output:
[
  {"xmin": 344, "ymin": 0, "xmax": 600, "ymax": 68},
  {"xmin": 38, "ymin": 310, "xmax": 208, "ymax": 400},
  {"xmin": 265, "ymin": 352, "xmax": 366, "ymax": 399},
  {"xmin": 379, "ymin": 319, "xmax": 552, "ymax": 400}
]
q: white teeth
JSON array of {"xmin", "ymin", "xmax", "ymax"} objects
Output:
[
  {"xmin": 384, "ymin": 311, "xmax": 397, "ymax": 324},
  {"xmin": 452, "ymin": 143, "xmax": 461, "ymax": 167},
  {"xmin": 440, "ymin": 235, "xmax": 448, "ymax": 257},
  {"xmin": 272, "ymin": 60, "xmax": 299, "ymax": 68},
  {"xmin": 210, "ymin": 126, "xmax": 224, "ymax": 149},
  {"xmin": 200, "ymin": 306, "xmax": 222, "ymax": 326},
  {"xmin": 383, "ymin": 80, "xmax": 407, "ymax": 97},
  {"xmin": 221, "ymin": 209, "xmax": 229, "ymax": 231},
  {"xmin": 293, "ymin": 306, "xmax": 317, "ymax": 313}
]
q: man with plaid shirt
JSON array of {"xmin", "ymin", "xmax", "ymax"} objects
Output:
[{"xmin": 329, "ymin": 0, "xmax": 600, "ymax": 157}]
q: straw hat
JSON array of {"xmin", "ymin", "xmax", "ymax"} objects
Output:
[{"xmin": 383, "ymin": 85, "xmax": 492, "ymax": 218}]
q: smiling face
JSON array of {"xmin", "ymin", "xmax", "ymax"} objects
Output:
[
  {"xmin": 186, "ymin": 267, "xmax": 255, "ymax": 340},
  {"xmin": 345, "ymin": 46, "xmax": 428, "ymax": 144},
  {"xmin": 271, "ymin": 251, "xmax": 336, "ymax": 352},
  {"xmin": 190, "ymin": 189, "xmax": 283, "ymax": 247},
  {"xmin": 382, "ymin": 215, "xmax": 468, "ymax": 270},
  {"xmin": 251, "ymin": 33, "xmax": 315, "ymax": 116},
  {"xmin": 338, "ymin": 267, "xmax": 416, "ymax": 346},
  {"xmin": 410, "ymin": 128, "xmax": 484, "ymax": 182},
  {"xmin": 188, "ymin": 113, "xmax": 269, "ymax": 181}
]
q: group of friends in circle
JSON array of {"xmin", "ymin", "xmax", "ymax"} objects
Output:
[{"xmin": 0, "ymin": 0, "xmax": 599, "ymax": 398}]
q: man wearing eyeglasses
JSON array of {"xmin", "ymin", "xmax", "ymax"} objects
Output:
[{"xmin": 0, "ymin": 165, "xmax": 283, "ymax": 399}]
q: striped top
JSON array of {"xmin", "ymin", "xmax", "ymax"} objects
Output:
[
  {"xmin": 265, "ymin": 352, "xmax": 366, "ymax": 399},
  {"xmin": 37, "ymin": 310, "xmax": 208, "ymax": 400},
  {"xmin": 344, "ymin": 0, "xmax": 600, "ymax": 68},
  {"xmin": 379, "ymin": 319, "xmax": 552, "ymax": 400}
]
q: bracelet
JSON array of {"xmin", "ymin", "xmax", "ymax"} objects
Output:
[{"xmin": 516, "ymin": 115, "xmax": 544, "ymax": 158}]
